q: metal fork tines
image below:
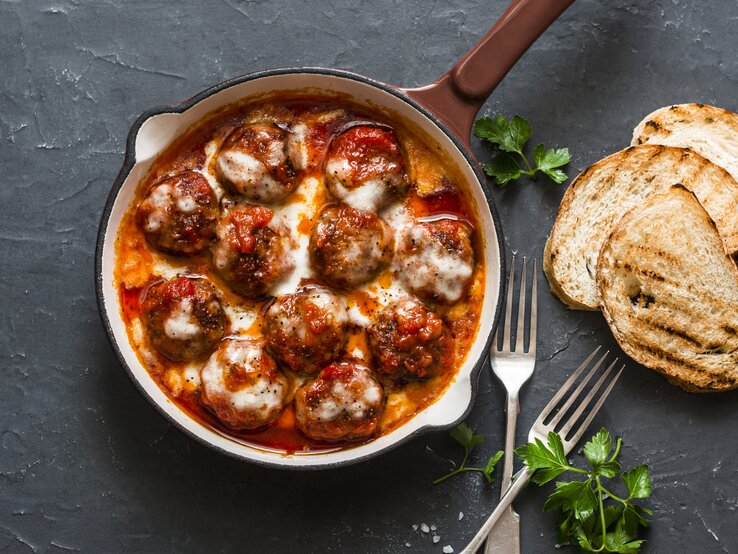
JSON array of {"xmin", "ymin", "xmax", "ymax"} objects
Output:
[
  {"xmin": 465, "ymin": 347, "xmax": 625, "ymax": 554},
  {"xmin": 485, "ymin": 255, "xmax": 537, "ymax": 554}
]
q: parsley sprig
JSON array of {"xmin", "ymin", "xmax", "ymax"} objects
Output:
[
  {"xmin": 433, "ymin": 423, "xmax": 504, "ymax": 485},
  {"xmin": 516, "ymin": 429, "xmax": 652, "ymax": 553},
  {"xmin": 473, "ymin": 114, "xmax": 571, "ymax": 187}
]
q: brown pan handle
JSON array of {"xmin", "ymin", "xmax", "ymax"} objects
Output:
[{"xmin": 401, "ymin": 0, "xmax": 575, "ymax": 151}]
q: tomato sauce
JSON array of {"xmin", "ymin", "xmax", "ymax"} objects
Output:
[{"xmin": 114, "ymin": 93, "xmax": 485, "ymax": 454}]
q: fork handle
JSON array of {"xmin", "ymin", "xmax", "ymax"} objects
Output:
[
  {"xmin": 482, "ymin": 393, "xmax": 520, "ymax": 554},
  {"xmin": 461, "ymin": 467, "xmax": 533, "ymax": 554},
  {"xmin": 501, "ymin": 393, "xmax": 519, "ymax": 490}
]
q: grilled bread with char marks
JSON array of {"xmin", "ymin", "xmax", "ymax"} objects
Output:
[
  {"xmin": 633, "ymin": 103, "xmax": 738, "ymax": 183},
  {"xmin": 543, "ymin": 144, "xmax": 738, "ymax": 310},
  {"xmin": 596, "ymin": 185, "xmax": 738, "ymax": 392}
]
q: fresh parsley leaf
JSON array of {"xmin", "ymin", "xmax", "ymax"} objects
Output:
[
  {"xmin": 482, "ymin": 154, "xmax": 522, "ymax": 186},
  {"xmin": 434, "ymin": 423, "xmax": 502, "ymax": 486},
  {"xmin": 474, "ymin": 114, "xmax": 571, "ymax": 187},
  {"xmin": 575, "ymin": 526, "xmax": 595, "ymax": 551},
  {"xmin": 583, "ymin": 428, "xmax": 612, "ymax": 466},
  {"xmin": 544, "ymin": 480, "xmax": 597, "ymax": 522},
  {"xmin": 534, "ymin": 143, "xmax": 571, "ymax": 184},
  {"xmin": 517, "ymin": 428, "xmax": 653, "ymax": 552},
  {"xmin": 605, "ymin": 525, "xmax": 644, "ymax": 554},
  {"xmin": 515, "ymin": 431, "xmax": 573, "ymax": 485},
  {"xmin": 482, "ymin": 451, "xmax": 505, "ymax": 484},
  {"xmin": 449, "ymin": 422, "xmax": 484, "ymax": 449},
  {"xmin": 597, "ymin": 461, "xmax": 622, "ymax": 479},
  {"xmin": 473, "ymin": 114, "xmax": 531, "ymax": 153},
  {"xmin": 622, "ymin": 465, "xmax": 652, "ymax": 500}
]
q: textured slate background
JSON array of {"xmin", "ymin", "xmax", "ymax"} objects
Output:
[{"xmin": 2, "ymin": 0, "xmax": 738, "ymax": 552}]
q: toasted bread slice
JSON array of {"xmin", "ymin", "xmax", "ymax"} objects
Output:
[
  {"xmin": 543, "ymin": 145, "xmax": 738, "ymax": 310},
  {"xmin": 597, "ymin": 185, "xmax": 738, "ymax": 392},
  {"xmin": 632, "ymin": 103, "xmax": 738, "ymax": 182}
]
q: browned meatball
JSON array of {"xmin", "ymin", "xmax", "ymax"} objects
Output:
[
  {"xmin": 367, "ymin": 298, "xmax": 449, "ymax": 379},
  {"xmin": 140, "ymin": 276, "xmax": 226, "ymax": 361},
  {"xmin": 309, "ymin": 205, "xmax": 394, "ymax": 288},
  {"xmin": 263, "ymin": 287, "xmax": 348, "ymax": 374},
  {"xmin": 295, "ymin": 362, "xmax": 383, "ymax": 442},
  {"xmin": 215, "ymin": 122, "xmax": 300, "ymax": 204},
  {"xmin": 324, "ymin": 125, "xmax": 408, "ymax": 212},
  {"xmin": 396, "ymin": 218, "xmax": 475, "ymax": 304},
  {"xmin": 200, "ymin": 338, "xmax": 288, "ymax": 429},
  {"xmin": 211, "ymin": 205, "xmax": 294, "ymax": 298},
  {"xmin": 136, "ymin": 171, "xmax": 218, "ymax": 255}
]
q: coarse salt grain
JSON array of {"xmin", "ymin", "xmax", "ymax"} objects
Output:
[
  {"xmin": 432, "ymin": 535, "xmax": 440, "ymax": 544},
  {"xmin": 412, "ymin": 525, "xmax": 418, "ymax": 531},
  {"xmin": 443, "ymin": 546, "xmax": 454, "ymax": 554},
  {"xmin": 430, "ymin": 525, "xmax": 436, "ymax": 531},
  {"xmin": 420, "ymin": 523, "xmax": 430, "ymax": 534},
  {"xmin": 458, "ymin": 512, "xmax": 464, "ymax": 521}
]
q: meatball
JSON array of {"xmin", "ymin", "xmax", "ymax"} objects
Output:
[
  {"xmin": 295, "ymin": 362, "xmax": 383, "ymax": 442},
  {"xmin": 211, "ymin": 204, "xmax": 294, "ymax": 298},
  {"xmin": 136, "ymin": 171, "xmax": 218, "ymax": 255},
  {"xmin": 324, "ymin": 125, "xmax": 408, "ymax": 212},
  {"xmin": 140, "ymin": 276, "xmax": 226, "ymax": 361},
  {"xmin": 367, "ymin": 298, "xmax": 449, "ymax": 379},
  {"xmin": 215, "ymin": 122, "xmax": 300, "ymax": 204},
  {"xmin": 263, "ymin": 287, "xmax": 348, "ymax": 374},
  {"xmin": 200, "ymin": 338, "xmax": 288, "ymax": 430},
  {"xmin": 396, "ymin": 218, "xmax": 475, "ymax": 304},
  {"xmin": 309, "ymin": 205, "xmax": 394, "ymax": 288}
]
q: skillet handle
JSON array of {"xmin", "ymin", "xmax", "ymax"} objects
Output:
[{"xmin": 401, "ymin": 0, "xmax": 575, "ymax": 150}]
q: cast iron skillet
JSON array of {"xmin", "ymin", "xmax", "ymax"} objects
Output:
[{"xmin": 95, "ymin": 0, "xmax": 575, "ymax": 469}]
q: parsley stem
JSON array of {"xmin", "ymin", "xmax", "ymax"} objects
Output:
[
  {"xmin": 595, "ymin": 476, "xmax": 607, "ymax": 552},
  {"xmin": 608, "ymin": 438, "xmax": 623, "ymax": 463},
  {"xmin": 517, "ymin": 150, "xmax": 535, "ymax": 174},
  {"xmin": 432, "ymin": 466, "xmax": 486, "ymax": 485},
  {"xmin": 598, "ymin": 484, "xmax": 628, "ymax": 504}
]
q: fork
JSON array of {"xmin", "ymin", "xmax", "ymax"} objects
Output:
[
  {"xmin": 462, "ymin": 347, "xmax": 625, "ymax": 554},
  {"xmin": 484, "ymin": 256, "xmax": 537, "ymax": 554}
]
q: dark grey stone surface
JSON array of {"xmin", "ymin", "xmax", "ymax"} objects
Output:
[{"xmin": 2, "ymin": 0, "xmax": 737, "ymax": 552}]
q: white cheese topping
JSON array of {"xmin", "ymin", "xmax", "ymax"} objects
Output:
[
  {"xmin": 175, "ymin": 195, "xmax": 197, "ymax": 214},
  {"xmin": 201, "ymin": 341, "xmax": 285, "ymax": 414},
  {"xmin": 164, "ymin": 298, "xmax": 202, "ymax": 340},
  {"xmin": 145, "ymin": 211, "xmax": 165, "ymax": 232},
  {"xmin": 149, "ymin": 184, "xmax": 172, "ymax": 208},
  {"xmin": 223, "ymin": 303, "xmax": 258, "ymax": 333},
  {"xmin": 325, "ymin": 157, "xmax": 389, "ymax": 213},
  {"xmin": 216, "ymin": 149, "xmax": 280, "ymax": 195},
  {"xmin": 271, "ymin": 176, "xmax": 322, "ymax": 295},
  {"xmin": 314, "ymin": 373, "xmax": 381, "ymax": 421},
  {"xmin": 399, "ymin": 225, "xmax": 473, "ymax": 303}
]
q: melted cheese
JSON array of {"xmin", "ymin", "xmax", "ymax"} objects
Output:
[
  {"xmin": 326, "ymin": 159, "xmax": 389, "ymax": 212},
  {"xmin": 164, "ymin": 298, "xmax": 202, "ymax": 340},
  {"xmin": 400, "ymin": 225, "xmax": 473, "ymax": 303},
  {"xmin": 223, "ymin": 303, "xmax": 258, "ymax": 334},
  {"xmin": 201, "ymin": 341, "xmax": 285, "ymax": 414},
  {"xmin": 271, "ymin": 176, "xmax": 322, "ymax": 295},
  {"xmin": 216, "ymin": 149, "xmax": 280, "ymax": 196},
  {"xmin": 314, "ymin": 373, "xmax": 381, "ymax": 421},
  {"xmin": 176, "ymin": 195, "xmax": 197, "ymax": 214}
]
